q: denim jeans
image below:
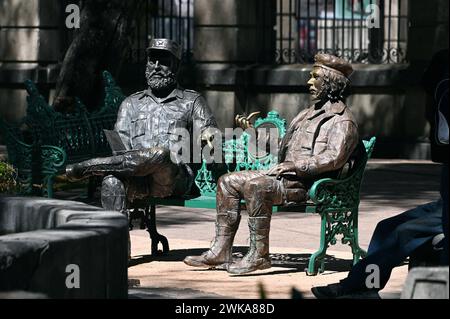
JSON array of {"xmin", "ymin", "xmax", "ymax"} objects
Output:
[{"xmin": 341, "ymin": 200, "xmax": 443, "ymax": 292}]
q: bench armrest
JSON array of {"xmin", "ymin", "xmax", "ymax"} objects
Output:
[
  {"xmin": 41, "ymin": 145, "xmax": 67, "ymax": 175},
  {"xmin": 308, "ymin": 176, "xmax": 360, "ymax": 210}
]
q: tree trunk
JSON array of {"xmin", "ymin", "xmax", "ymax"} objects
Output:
[{"xmin": 53, "ymin": 0, "xmax": 146, "ymax": 112}]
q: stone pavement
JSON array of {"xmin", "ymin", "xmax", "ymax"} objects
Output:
[{"xmin": 57, "ymin": 160, "xmax": 443, "ymax": 299}]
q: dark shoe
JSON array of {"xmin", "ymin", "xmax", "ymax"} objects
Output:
[
  {"xmin": 311, "ymin": 283, "xmax": 346, "ymax": 299},
  {"xmin": 311, "ymin": 283, "xmax": 380, "ymax": 299}
]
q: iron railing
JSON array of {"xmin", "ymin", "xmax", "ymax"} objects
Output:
[
  {"xmin": 0, "ymin": 0, "xmax": 193, "ymax": 65},
  {"xmin": 1, "ymin": 0, "xmax": 407, "ymax": 66},
  {"xmin": 129, "ymin": 0, "xmax": 194, "ymax": 63},
  {"xmin": 276, "ymin": 0, "xmax": 409, "ymax": 64}
]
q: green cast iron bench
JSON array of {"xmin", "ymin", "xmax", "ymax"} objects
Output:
[
  {"xmin": 303, "ymin": 137, "xmax": 375, "ymax": 275},
  {"xmin": 0, "ymin": 118, "xmax": 67, "ymax": 196},
  {"xmin": 0, "ymin": 71, "xmax": 126, "ymax": 197}
]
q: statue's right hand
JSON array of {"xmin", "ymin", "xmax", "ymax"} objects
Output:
[{"xmin": 235, "ymin": 111, "xmax": 261, "ymax": 130}]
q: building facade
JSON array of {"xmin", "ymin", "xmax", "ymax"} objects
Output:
[{"xmin": 0, "ymin": 0, "xmax": 448, "ymax": 158}]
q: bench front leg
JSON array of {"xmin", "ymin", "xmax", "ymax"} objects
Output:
[
  {"xmin": 307, "ymin": 210, "xmax": 329, "ymax": 276},
  {"xmin": 347, "ymin": 208, "xmax": 367, "ymax": 264},
  {"xmin": 307, "ymin": 208, "xmax": 367, "ymax": 276},
  {"xmin": 143, "ymin": 204, "xmax": 170, "ymax": 255},
  {"xmin": 41, "ymin": 145, "xmax": 67, "ymax": 198}
]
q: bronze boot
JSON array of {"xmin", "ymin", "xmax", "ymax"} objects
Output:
[
  {"xmin": 66, "ymin": 156, "xmax": 129, "ymax": 181},
  {"xmin": 227, "ymin": 216, "xmax": 271, "ymax": 275},
  {"xmin": 184, "ymin": 211, "xmax": 241, "ymax": 268},
  {"xmin": 101, "ymin": 176, "xmax": 131, "ymax": 260}
]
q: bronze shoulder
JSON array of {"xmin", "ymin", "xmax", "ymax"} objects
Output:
[
  {"xmin": 337, "ymin": 106, "xmax": 358, "ymax": 126},
  {"xmin": 182, "ymin": 89, "xmax": 202, "ymax": 100},
  {"xmin": 126, "ymin": 91, "xmax": 146, "ymax": 101}
]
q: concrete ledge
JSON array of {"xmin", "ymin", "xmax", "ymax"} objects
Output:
[
  {"xmin": 401, "ymin": 267, "xmax": 449, "ymax": 299},
  {"xmin": 0, "ymin": 196, "xmax": 128, "ymax": 298}
]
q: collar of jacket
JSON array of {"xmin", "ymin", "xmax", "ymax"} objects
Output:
[
  {"xmin": 139, "ymin": 87, "xmax": 184, "ymax": 102},
  {"xmin": 306, "ymin": 100, "xmax": 346, "ymax": 120}
]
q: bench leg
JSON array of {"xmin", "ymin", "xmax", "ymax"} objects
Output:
[
  {"xmin": 143, "ymin": 204, "xmax": 169, "ymax": 256},
  {"xmin": 306, "ymin": 212, "xmax": 329, "ymax": 276},
  {"xmin": 307, "ymin": 209, "xmax": 367, "ymax": 276},
  {"xmin": 42, "ymin": 175, "xmax": 55, "ymax": 198},
  {"xmin": 349, "ymin": 209, "xmax": 367, "ymax": 265}
]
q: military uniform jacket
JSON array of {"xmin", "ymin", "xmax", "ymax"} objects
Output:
[
  {"xmin": 114, "ymin": 87, "xmax": 217, "ymax": 157},
  {"xmin": 279, "ymin": 100, "xmax": 359, "ymax": 178}
]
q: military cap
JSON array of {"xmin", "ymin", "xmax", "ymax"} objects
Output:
[
  {"xmin": 147, "ymin": 38, "xmax": 182, "ymax": 61},
  {"xmin": 313, "ymin": 53, "xmax": 353, "ymax": 79}
]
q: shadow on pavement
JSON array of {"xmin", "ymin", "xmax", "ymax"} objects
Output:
[{"xmin": 128, "ymin": 246, "xmax": 353, "ymax": 275}]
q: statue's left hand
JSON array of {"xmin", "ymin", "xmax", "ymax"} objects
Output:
[{"xmin": 266, "ymin": 162, "xmax": 296, "ymax": 179}]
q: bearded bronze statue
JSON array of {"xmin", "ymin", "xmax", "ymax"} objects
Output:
[
  {"xmin": 184, "ymin": 53, "xmax": 359, "ymax": 275},
  {"xmin": 66, "ymin": 38, "xmax": 217, "ymax": 216}
]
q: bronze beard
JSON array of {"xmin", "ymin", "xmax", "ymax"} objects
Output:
[
  {"xmin": 145, "ymin": 61, "xmax": 177, "ymax": 91},
  {"xmin": 319, "ymin": 69, "xmax": 351, "ymax": 103}
]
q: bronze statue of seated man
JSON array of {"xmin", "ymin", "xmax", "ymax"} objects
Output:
[
  {"xmin": 66, "ymin": 38, "xmax": 217, "ymax": 213},
  {"xmin": 184, "ymin": 53, "xmax": 359, "ymax": 275}
]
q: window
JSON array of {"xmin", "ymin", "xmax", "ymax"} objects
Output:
[{"xmin": 276, "ymin": 0, "xmax": 409, "ymax": 64}]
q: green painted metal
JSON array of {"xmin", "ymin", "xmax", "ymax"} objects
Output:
[
  {"xmin": 192, "ymin": 110, "xmax": 287, "ymax": 200},
  {"xmin": 0, "ymin": 118, "xmax": 67, "ymax": 197},
  {"xmin": 1, "ymin": 71, "xmax": 125, "ymax": 197},
  {"xmin": 306, "ymin": 137, "xmax": 376, "ymax": 275},
  {"xmin": 24, "ymin": 71, "xmax": 125, "ymax": 164}
]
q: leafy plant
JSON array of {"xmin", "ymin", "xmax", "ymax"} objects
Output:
[{"xmin": 0, "ymin": 161, "xmax": 18, "ymax": 194}]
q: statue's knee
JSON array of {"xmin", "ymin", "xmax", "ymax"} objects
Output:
[
  {"xmin": 102, "ymin": 175, "xmax": 125, "ymax": 195},
  {"xmin": 101, "ymin": 175, "xmax": 127, "ymax": 211},
  {"xmin": 217, "ymin": 173, "xmax": 228, "ymax": 188},
  {"xmin": 217, "ymin": 173, "xmax": 237, "ymax": 192},
  {"xmin": 151, "ymin": 147, "xmax": 171, "ymax": 161}
]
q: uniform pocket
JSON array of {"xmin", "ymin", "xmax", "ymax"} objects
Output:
[{"xmin": 131, "ymin": 114, "xmax": 148, "ymax": 139}]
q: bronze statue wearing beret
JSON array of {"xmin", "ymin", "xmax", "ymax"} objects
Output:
[{"xmin": 184, "ymin": 53, "xmax": 359, "ymax": 275}]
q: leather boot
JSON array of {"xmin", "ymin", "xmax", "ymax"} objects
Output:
[
  {"xmin": 184, "ymin": 211, "xmax": 241, "ymax": 268},
  {"xmin": 227, "ymin": 216, "xmax": 271, "ymax": 275}
]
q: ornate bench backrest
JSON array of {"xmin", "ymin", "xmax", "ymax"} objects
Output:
[
  {"xmin": 22, "ymin": 71, "xmax": 125, "ymax": 163},
  {"xmin": 194, "ymin": 110, "xmax": 287, "ymax": 196}
]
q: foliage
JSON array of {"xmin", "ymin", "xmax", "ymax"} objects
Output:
[{"xmin": 0, "ymin": 161, "xmax": 18, "ymax": 194}]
